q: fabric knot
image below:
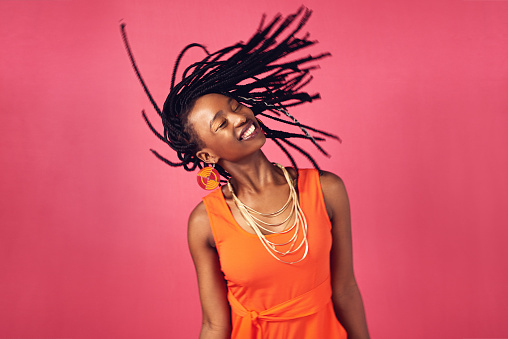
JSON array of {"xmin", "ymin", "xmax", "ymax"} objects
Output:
[{"xmin": 249, "ymin": 310, "xmax": 259, "ymax": 325}]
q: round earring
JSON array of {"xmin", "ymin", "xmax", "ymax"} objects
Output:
[{"xmin": 196, "ymin": 163, "xmax": 221, "ymax": 190}]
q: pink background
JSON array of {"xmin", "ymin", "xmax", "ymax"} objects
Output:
[{"xmin": 1, "ymin": 0, "xmax": 507, "ymax": 338}]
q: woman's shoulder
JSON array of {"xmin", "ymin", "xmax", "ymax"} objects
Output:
[
  {"xmin": 318, "ymin": 169, "xmax": 345, "ymax": 187},
  {"xmin": 317, "ymin": 170, "xmax": 349, "ymax": 220},
  {"xmin": 188, "ymin": 200, "xmax": 215, "ymax": 247},
  {"xmin": 188, "ymin": 201, "xmax": 210, "ymax": 232},
  {"xmin": 189, "ymin": 200, "xmax": 208, "ymax": 222},
  {"xmin": 318, "ymin": 170, "xmax": 347, "ymax": 197}
]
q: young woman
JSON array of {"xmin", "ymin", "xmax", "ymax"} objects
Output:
[{"xmin": 122, "ymin": 7, "xmax": 370, "ymax": 339}]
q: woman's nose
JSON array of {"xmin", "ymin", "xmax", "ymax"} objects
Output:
[{"xmin": 230, "ymin": 111, "xmax": 248, "ymax": 128}]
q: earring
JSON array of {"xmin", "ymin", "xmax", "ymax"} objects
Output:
[
  {"xmin": 197, "ymin": 163, "xmax": 221, "ymax": 190},
  {"xmin": 256, "ymin": 117, "xmax": 264, "ymax": 133}
]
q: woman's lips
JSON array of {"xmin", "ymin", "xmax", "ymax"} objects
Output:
[
  {"xmin": 242, "ymin": 125, "xmax": 259, "ymax": 141},
  {"xmin": 239, "ymin": 120, "xmax": 258, "ymax": 140}
]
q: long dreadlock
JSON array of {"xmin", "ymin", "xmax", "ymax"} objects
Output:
[{"xmin": 120, "ymin": 6, "xmax": 341, "ymax": 183}]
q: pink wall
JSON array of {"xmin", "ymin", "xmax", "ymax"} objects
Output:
[{"xmin": 1, "ymin": 0, "xmax": 507, "ymax": 338}]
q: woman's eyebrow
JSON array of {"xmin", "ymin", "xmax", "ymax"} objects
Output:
[
  {"xmin": 209, "ymin": 98, "xmax": 234, "ymax": 129},
  {"xmin": 210, "ymin": 110, "xmax": 223, "ymax": 130}
]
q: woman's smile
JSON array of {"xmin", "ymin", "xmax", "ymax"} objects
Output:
[{"xmin": 239, "ymin": 120, "xmax": 260, "ymax": 141}]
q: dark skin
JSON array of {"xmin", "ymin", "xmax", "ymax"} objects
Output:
[{"xmin": 187, "ymin": 93, "xmax": 370, "ymax": 339}]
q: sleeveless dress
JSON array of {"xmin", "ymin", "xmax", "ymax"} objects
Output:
[{"xmin": 202, "ymin": 169, "xmax": 347, "ymax": 339}]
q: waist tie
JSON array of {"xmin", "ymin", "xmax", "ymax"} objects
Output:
[{"xmin": 227, "ymin": 277, "xmax": 333, "ymax": 339}]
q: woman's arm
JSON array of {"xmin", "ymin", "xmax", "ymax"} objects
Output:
[
  {"xmin": 188, "ymin": 202, "xmax": 232, "ymax": 339},
  {"xmin": 320, "ymin": 171, "xmax": 371, "ymax": 339}
]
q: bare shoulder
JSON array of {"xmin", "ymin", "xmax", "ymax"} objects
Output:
[
  {"xmin": 318, "ymin": 170, "xmax": 350, "ymax": 221},
  {"xmin": 188, "ymin": 201, "xmax": 209, "ymax": 227},
  {"xmin": 319, "ymin": 170, "xmax": 347, "ymax": 196},
  {"xmin": 188, "ymin": 200, "xmax": 214, "ymax": 248}
]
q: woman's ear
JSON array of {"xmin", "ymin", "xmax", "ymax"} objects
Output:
[{"xmin": 196, "ymin": 149, "xmax": 219, "ymax": 164}]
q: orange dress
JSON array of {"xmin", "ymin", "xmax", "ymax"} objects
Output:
[{"xmin": 202, "ymin": 169, "xmax": 347, "ymax": 339}]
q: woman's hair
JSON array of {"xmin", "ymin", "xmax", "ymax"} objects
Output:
[{"xmin": 121, "ymin": 6, "xmax": 340, "ymax": 182}]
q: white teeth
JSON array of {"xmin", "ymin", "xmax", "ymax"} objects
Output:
[{"xmin": 242, "ymin": 124, "xmax": 255, "ymax": 139}]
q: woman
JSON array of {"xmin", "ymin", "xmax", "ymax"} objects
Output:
[{"xmin": 122, "ymin": 7, "xmax": 370, "ymax": 339}]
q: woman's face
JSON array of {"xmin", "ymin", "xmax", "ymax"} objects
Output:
[{"xmin": 186, "ymin": 93, "xmax": 266, "ymax": 164}]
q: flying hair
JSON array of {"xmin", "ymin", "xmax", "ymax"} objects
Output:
[{"xmin": 120, "ymin": 6, "xmax": 341, "ymax": 183}]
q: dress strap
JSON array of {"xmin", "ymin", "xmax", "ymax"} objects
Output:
[{"xmin": 227, "ymin": 277, "xmax": 333, "ymax": 339}]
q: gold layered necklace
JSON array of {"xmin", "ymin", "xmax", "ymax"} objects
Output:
[{"xmin": 227, "ymin": 163, "xmax": 308, "ymax": 264}]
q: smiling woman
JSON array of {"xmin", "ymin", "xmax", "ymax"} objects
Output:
[
  {"xmin": 122, "ymin": 6, "xmax": 370, "ymax": 339},
  {"xmin": 190, "ymin": 94, "xmax": 266, "ymax": 164},
  {"xmin": 121, "ymin": 6, "xmax": 339, "ymax": 182}
]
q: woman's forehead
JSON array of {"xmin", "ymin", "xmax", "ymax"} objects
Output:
[
  {"xmin": 189, "ymin": 93, "xmax": 231, "ymax": 119},
  {"xmin": 195, "ymin": 93, "xmax": 231, "ymax": 109}
]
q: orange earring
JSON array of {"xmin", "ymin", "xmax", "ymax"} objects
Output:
[
  {"xmin": 197, "ymin": 163, "xmax": 221, "ymax": 190},
  {"xmin": 256, "ymin": 117, "xmax": 263, "ymax": 132}
]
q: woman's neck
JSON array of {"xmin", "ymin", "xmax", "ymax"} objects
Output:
[{"xmin": 219, "ymin": 151, "xmax": 285, "ymax": 195}]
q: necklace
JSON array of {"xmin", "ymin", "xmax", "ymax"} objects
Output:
[{"xmin": 227, "ymin": 163, "xmax": 309, "ymax": 264}]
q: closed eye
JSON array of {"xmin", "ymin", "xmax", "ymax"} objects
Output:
[
  {"xmin": 232, "ymin": 101, "xmax": 242, "ymax": 112},
  {"xmin": 216, "ymin": 120, "xmax": 227, "ymax": 131}
]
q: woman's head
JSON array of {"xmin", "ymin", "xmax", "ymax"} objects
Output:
[
  {"xmin": 121, "ymin": 6, "xmax": 339, "ymax": 181},
  {"xmin": 186, "ymin": 93, "xmax": 266, "ymax": 166}
]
